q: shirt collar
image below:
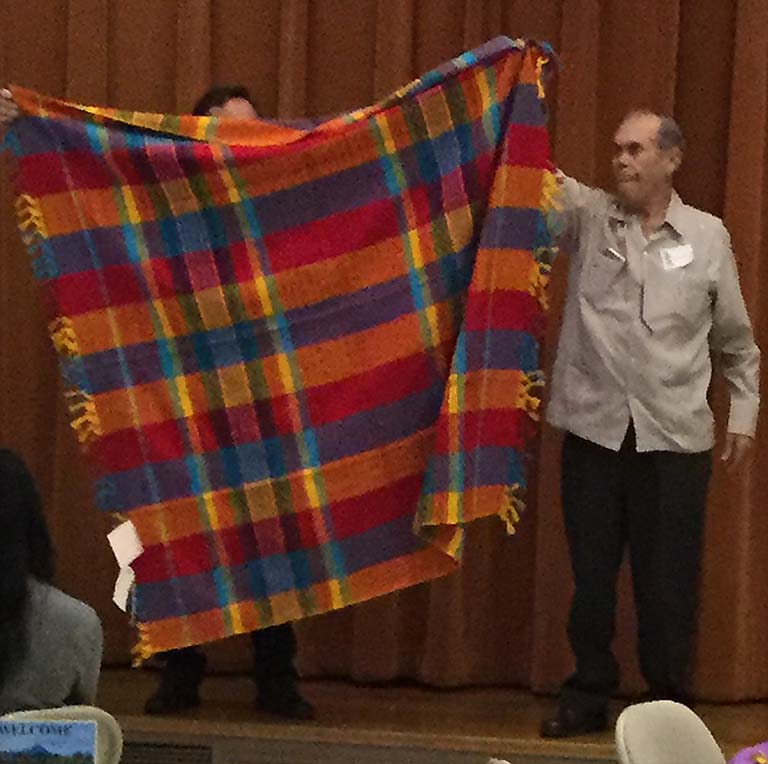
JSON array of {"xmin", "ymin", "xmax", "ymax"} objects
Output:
[{"xmin": 609, "ymin": 191, "xmax": 687, "ymax": 240}]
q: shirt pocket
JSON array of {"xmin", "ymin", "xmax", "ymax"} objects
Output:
[
  {"xmin": 643, "ymin": 260, "xmax": 709, "ymax": 331},
  {"xmin": 580, "ymin": 247, "xmax": 627, "ymax": 308}
]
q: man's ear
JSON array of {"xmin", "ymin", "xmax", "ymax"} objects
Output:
[{"xmin": 668, "ymin": 146, "xmax": 683, "ymax": 174}]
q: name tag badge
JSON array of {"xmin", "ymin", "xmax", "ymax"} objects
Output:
[{"xmin": 661, "ymin": 244, "xmax": 694, "ymax": 270}]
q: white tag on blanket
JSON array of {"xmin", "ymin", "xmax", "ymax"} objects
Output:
[
  {"xmin": 107, "ymin": 520, "xmax": 143, "ymax": 567},
  {"xmin": 108, "ymin": 521, "xmax": 142, "ymax": 612},
  {"xmin": 112, "ymin": 567, "xmax": 135, "ymax": 612},
  {"xmin": 660, "ymin": 244, "xmax": 693, "ymax": 270}
]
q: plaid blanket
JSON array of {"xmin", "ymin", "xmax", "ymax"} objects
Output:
[{"xmin": 5, "ymin": 37, "xmax": 557, "ymax": 658}]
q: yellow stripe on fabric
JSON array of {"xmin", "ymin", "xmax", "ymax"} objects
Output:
[
  {"xmin": 121, "ymin": 185, "xmax": 141, "ymax": 224},
  {"xmin": 220, "ymin": 168, "xmax": 244, "ymax": 206},
  {"xmin": 446, "ymin": 491, "xmax": 461, "ymax": 524},
  {"xmin": 301, "ymin": 468, "xmax": 322, "ymax": 510},
  {"xmin": 203, "ymin": 491, "xmax": 220, "ymax": 530},
  {"xmin": 447, "ymin": 372, "xmax": 462, "ymax": 415},
  {"xmin": 328, "ymin": 579, "xmax": 344, "ymax": 610},
  {"xmin": 254, "ymin": 276, "xmax": 275, "ymax": 316},
  {"xmin": 227, "ymin": 603, "xmax": 244, "ymax": 634}
]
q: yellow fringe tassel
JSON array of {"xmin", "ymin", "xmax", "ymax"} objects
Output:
[
  {"xmin": 15, "ymin": 193, "xmax": 48, "ymax": 250},
  {"xmin": 535, "ymin": 56, "xmax": 550, "ymax": 100},
  {"xmin": 131, "ymin": 625, "xmax": 154, "ymax": 667},
  {"xmin": 500, "ymin": 483, "xmax": 527, "ymax": 535},
  {"xmin": 49, "ymin": 317, "xmax": 103, "ymax": 444},
  {"xmin": 540, "ymin": 169, "xmax": 562, "ymax": 213},
  {"xmin": 65, "ymin": 390, "xmax": 102, "ymax": 444},
  {"xmin": 529, "ymin": 262, "xmax": 552, "ymax": 311},
  {"xmin": 49, "ymin": 316, "xmax": 80, "ymax": 355},
  {"xmin": 514, "ymin": 371, "xmax": 545, "ymax": 421}
]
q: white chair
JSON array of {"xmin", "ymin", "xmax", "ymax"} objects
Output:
[
  {"xmin": 615, "ymin": 700, "xmax": 725, "ymax": 764},
  {"xmin": 2, "ymin": 705, "xmax": 123, "ymax": 764}
]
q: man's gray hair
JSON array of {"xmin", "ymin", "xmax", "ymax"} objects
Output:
[
  {"xmin": 626, "ymin": 110, "xmax": 686, "ymax": 153},
  {"xmin": 657, "ymin": 116, "xmax": 686, "ymax": 152}
]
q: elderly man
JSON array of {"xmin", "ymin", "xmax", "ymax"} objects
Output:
[
  {"xmin": 0, "ymin": 84, "xmax": 313, "ymax": 720},
  {"xmin": 541, "ymin": 111, "xmax": 760, "ymax": 738}
]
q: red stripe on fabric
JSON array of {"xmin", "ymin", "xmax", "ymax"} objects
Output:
[
  {"xmin": 169, "ymin": 533, "xmax": 215, "ymax": 576},
  {"xmin": 95, "ymin": 428, "xmax": 145, "ymax": 471},
  {"xmin": 52, "ymin": 270, "xmax": 107, "ymax": 315},
  {"xmin": 149, "ymin": 259, "xmax": 180, "ymax": 298},
  {"xmin": 503, "ymin": 125, "xmax": 550, "ymax": 168},
  {"xmin": 305, "ymin": 351, "xmax": 437, "ymax": 425},
  {"xmin": 20, "ymin": 150, "xmax": 114, "ymax": 194},
  {"xmin": 110, "ymin": 148, "xmax": 154, "ymax": 185},
  {"xmin": 330, "ymin": 473, "xmax": 423, "ymax": 540},
  {"xmin": 102, "ymin": 263, "xmax": 146, "ymax": 305},
  {"xmin": 433, "ymin": 408, "xmax": 535, "ymax": 453},
  {"xmin": 131, "ymin": 544, "xmax": 173, "ymax": 584},
  {"xmin": 264, "ymin": 197, "xmax": 401, "ymax": 271},
  {"xmin": 218, "ymin": 525, "xmax": 251, "ymax": 566},
  {"xmin": 462, "ymin": 407, "xmax": 536, "ymax": 450},
  {"xmin": 465, "ymin": 289, "xmax": 544, "ymax": 333}
]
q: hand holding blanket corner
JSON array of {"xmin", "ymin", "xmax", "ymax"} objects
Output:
[{"xmin": 5, "ymin": 37, "xmax": 558, "ymax": 658}]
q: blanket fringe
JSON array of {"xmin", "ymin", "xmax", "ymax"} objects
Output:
[
  {"xmin": 15, "ymin": 193, "xmax": 48, "ymax": 251},
  {"xmin": 500, "ymin": 483, "xmax": 527, "ymax": 534},
  {"xmin": 534, "ymin": 56, "xmax": 549, "ymax": 100},
  {"xmin": 515, "ymin": 370, "xmax": 545, "ymax": 421},
  {"xmin": 131, "ymin": 624, "xmax": 153, "ymax": 666},
  {"xmin": 49, "ymin": 316, "xmax": 103, "ymax": 444}
]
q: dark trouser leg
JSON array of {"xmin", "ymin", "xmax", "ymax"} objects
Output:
[
  {"xmin": 144, "ymin": 647, "xmax": 207, "ymax": 715},
  {"xmin": 628, "ymin": 447, "xmax": 710, "ymax": 702},
  {"xmin": 251, "ymin": 623, "xmax": 314, "ymax": 719},
  {"xmin": 251, "ymin": 622, "xmax": 297, "ymax": 686},
  {"xmin": 560, "ymin": 431, "xmax": 627, "ymax": 715}
]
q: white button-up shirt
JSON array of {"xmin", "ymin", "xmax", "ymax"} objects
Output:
[{"xmin": 546, "ymin": 177, "xmax": 760, "ymax": 453}]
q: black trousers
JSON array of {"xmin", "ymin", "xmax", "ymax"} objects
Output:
[
  {"xmin": 162, "ymin": 622, "xmax": 297, "ymax": 686},
  {"xmin": 560, "ymin": 426, "xmax": 711, "ymax": 713}
]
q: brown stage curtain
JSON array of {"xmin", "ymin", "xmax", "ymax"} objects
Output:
[{"xmin": 0, "ymin": 0, "xmax": 765, "ymax": 701}]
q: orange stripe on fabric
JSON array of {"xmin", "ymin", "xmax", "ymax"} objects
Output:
[{"xmin": 291, "ymin": 305, "xmax": 456, "ymax": 388}]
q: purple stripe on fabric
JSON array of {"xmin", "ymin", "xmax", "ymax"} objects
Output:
[
  {"xmin": 338, "ymin": 514, "xmax": 429, "ymax": 575},
  {"xmin": 464, "ymin": 328, "xmax": 540, "ymax": 373},
  {"xmin": 480, "ymin": 207, "xmax": 540, "ymax": 249},
  {"xmin": 315, "ymin": 384, "xmax": 444, "ymax": 462},
  {"xmin": 106, "ymin": 458, "xmax": 193, "ymax": 510},
  {"xmin": 17, "ymin": 117, "xmax": 95, "ymax": 154},
  {"xmin": 509, "ymin": 84, "xmax": 548, "ymax": 127},
  {"xmin": 426, "ymin": 446, "xmax": 524, "ymax": 493},
  {"xmin": 285, "ymin": 276, "xmax": 417, "ymax": 348},
  {"xmin": 136, "ymin": 570, "xmax": 221, "ymax": 621},
  {"xmin": 252, "ymin": 161, "xmax": 390, "ymax": 235}
]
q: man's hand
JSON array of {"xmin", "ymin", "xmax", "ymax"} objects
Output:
[
  {"xmin": 720, "ymin": 432, "xmax": 753, "ymax": 470},
  {"xmin": 0, "ymin": 88, "xmax": 19, "ymax": 128}
]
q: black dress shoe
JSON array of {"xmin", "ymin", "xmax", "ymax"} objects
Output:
[
  {"xmin": 256, "ymin": 691, "xmax": 315, "ymax": 720},
  {"xmin": 540, "ymin": 706, "xmax": 608, "ymax": 738}
]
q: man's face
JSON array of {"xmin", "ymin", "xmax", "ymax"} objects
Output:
[
  {"xmin": 612, "ymin": 113, "xmax": 679, "ymax": 210},
  {"xmin": 210, "ymin": 97, "xmax": 257, "ymax": 119}
]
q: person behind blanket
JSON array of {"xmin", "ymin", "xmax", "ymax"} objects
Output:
[
  {"xmin": 0, "ymin": 84, "xmax": 313, "ymax": 721},
  {"xmin": 540, "ymin": 111, "xmax": 760, "ymax": 738},
  {"xmin": 0, "ymin": 448, "xmax": 103, "ymax": 714},
  {"xmin": 143, "ymin": 85, "xmax": 313, "ymax": 721}
]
